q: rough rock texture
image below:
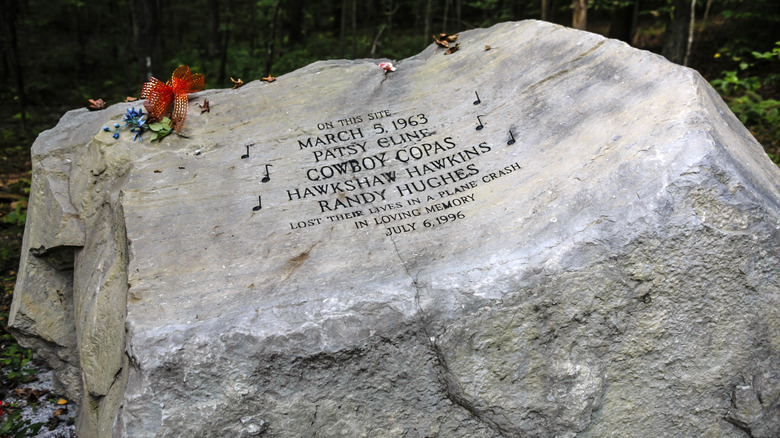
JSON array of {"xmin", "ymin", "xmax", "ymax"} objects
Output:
[{"xmin": 10, "ymin": 20, "xmax": 780, "ymax": 437}]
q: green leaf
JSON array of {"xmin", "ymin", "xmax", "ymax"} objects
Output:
[{"xmin": 27, "ymin": 422, "xmax": 45, "ymax": 435}]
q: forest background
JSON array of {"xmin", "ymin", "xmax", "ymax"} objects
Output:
[{"xmin": 0, "ymin": 0, "xmax": 779, "ymax": 434}]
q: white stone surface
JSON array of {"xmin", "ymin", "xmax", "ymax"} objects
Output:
[{"xmin": 10, "ymin": 21, "xmax": 780, "ymax": 437}]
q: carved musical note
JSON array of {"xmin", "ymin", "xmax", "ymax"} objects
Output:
[
  {"xmin": 252, "ymin": 195, "xmax": 262, "ymax": 211},
  {"xmin": 473, "ymin": 91, "xmax": 481, "ymax": 105},
  {"xmin": 507, "ymin": 130, "xmax": 516, "ymax": 145},
  {"xmin": 241, "ymin": 144, "xmax": 251, "ymax": 159},
  {"xmin": 261, "ymin": 164, "xmax": 272, "ymax": 183},
  {"xmin": 475, "ymin": 115, "xmax": 485, "ymax": 131}
]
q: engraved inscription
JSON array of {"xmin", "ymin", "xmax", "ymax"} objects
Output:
[{"xmin": 243, "ymin": 104, "xmax": 523, "ymax": 234}]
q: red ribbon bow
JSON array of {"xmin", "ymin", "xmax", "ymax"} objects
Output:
[{"xmin": 141, "ymin": 65, "xmax": 205, "ymax": 133}]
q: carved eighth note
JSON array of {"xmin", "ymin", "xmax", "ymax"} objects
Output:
[{"xmin": 252, "ymin": 195, "xmax": 262, "ymax": 211}]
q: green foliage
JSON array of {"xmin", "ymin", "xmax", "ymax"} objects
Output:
[
  {"xmin": 719, "ymin": 0, "xmax": 780, "ymax": 22},
  {"xmin": 0, "ymin": 409, "xmax": 45, "ymax": 438},
  {"xmin": 1, "ymin": 342, "xmax": 36, "ymax": 384},
  {"xmin": 751, "ymin": 41, "xmax": 780, "ymax": 60},
  {"xmin": 0, "ymin": 175, "xmax": 29, "ymax": 273},
  {"xmin": 728, "ymin": 91, "xmax": 780, "ymax": 136},
  {"xmin": 148, "ymin": 117, "xmax": 175, "ymax": 142},
  {"xmin": 711, "ymin": 69, "xmax": 760, "ymax": 93},
  {"xmin": 711, "ymin": 41, "xmax": 780, "ymax": 164},
  {"xmin": 3, "ymin": 204, "xmax": 26, "ymax": 230}
]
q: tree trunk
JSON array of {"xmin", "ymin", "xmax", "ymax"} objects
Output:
[
  {"xmin": 456, "ymin": 0, "xmax": 462, "ymax": 29},
  {"xmin": 608, "ymin": 0, "xmax": 635, "ymax": 43},
  {"xmin": 265, "ymin": 0, "xmax": 281, "ymax": 76},
  {"xmin": 208, "ymin": 0, "xmax": 220, "ymax": 58},
  {"xmin": 217, "ymin": 3, "xmax": 230, "ymax": 85},
  {"xmin": 662, "ymin": 0, "xmax": 693, "ymax": 65},
  {"xmin": 351, "ymin": 0, "xmax": 357, "ymax": 58},
  {"xmin": 248, "ymin": 1, "xmax": 257, "ymax": 57},
  {"xmin": 70, "ymin": 3, "xmax": 88, "ymax": 81},
  {"xmin": 572, "ymin": 0, "xmax": 587, "ymax": 30},
  {"xmin": 443, "ymin": 0, "xmax": 450, "ymax": 33},
  {"xmin": 371, "ymin": 24, "xmax": 386, "ymax": 57},
  {"xmin": 684, "ymin": 0, "xmax": 697, "ymax": 66},
  {"xmin": 631, "ymin": 0, "xmax": 640, "ymax": 43},
  {"xmin": 339, "ymin": 0, "xmax": 347, "ymax": 58},
  {"xmin": 424, "ymin": 0, "xmax": 432, "ymax": 42},
  {"xmin": 0, "ymin": 0, "xmax": 27, "ymax": 133},
  {"xmin": 373, "ymin": 0, "xmax": 398, "ymax": 56},
  {"xmin": 286, "ymin": 0, "xmax": 305, "ymax": 45},
  {"xmin": 703, "ymin": 0, "xmax": 714, "ymax": 21},
  {"xmin": 542, "ymin": 0, "xmax": 559, "ymax": 22},
  {"xmin": 130, "ymin": 0, "xmax": 163, "ymax": 82}
]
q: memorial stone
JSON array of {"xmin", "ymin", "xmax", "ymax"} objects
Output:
[{"xmin": 10, "ymin": 20, "xmax": 780, "ymax": 437}]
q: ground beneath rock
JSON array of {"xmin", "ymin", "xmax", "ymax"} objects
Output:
[{"xmin": 1, "ymin": 364, "xmax": 75, "ymax": 438}]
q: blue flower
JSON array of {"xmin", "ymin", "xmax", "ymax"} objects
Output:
[
  {"xmin": 123, "ymin": 107, "xmax": 142, "ymax": 124},
  {"xmin": 108, "ymin": 107, "xmax": 150, "ymax": 140}
]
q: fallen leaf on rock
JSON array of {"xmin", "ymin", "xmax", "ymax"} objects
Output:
[
  {"xmin": 154, "ymin": 170, "xmax": 162, "ymax": 173},
  {"xmin": 433, "ymin": 33, "xmax": 458, "ymax": 48},
  {"xmin": 378, "ymin": 62, "xmax": 396, "ymax": 72},
  {"xmin": 87, "ymin": 98, "xmax": 106, "ymax": 110},
  {"xmin": 57, "ymin": 398, "xmax": 68, "ymax": 405},
  {"xmin": 198, "ymin": 98, "xmax": 210, "ymax": 113},
  {"xmin": 262, "ymin": 75, "xmax": 276, "ymax": 83},
  {"xmin": 231, "ymin": 77, "xmax": 244, "ymax": 89},
  {"xmin": 125, "ymin": 96, "xmax": 138, "ymax": 102},
  {"xmin": 444, "ymin": 43, "xmax": 460, "ymax": 55},
  {"xmin": 53, "ymin": 408, "xmax": 67, "ymax": 417},
  {"xmin": 485, "ymin": 45, "xmax": 493, "ymax": 51}
]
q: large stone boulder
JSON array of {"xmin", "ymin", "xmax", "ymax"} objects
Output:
[{"xmin": 10, "ymin": 20, "xmax": 780, "ymax": 437}]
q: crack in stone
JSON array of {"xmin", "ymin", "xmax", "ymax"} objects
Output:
[
  {"xmin": 387, "ymin": 236, "xmax": 507, "ymax": 437},
  {"xmin": 387, "ymin": 236, "xmax": 426, "ymax": 331},
  {"xmin": 430, "ymin": 341, "xmax": 510, "ymax": 437}
]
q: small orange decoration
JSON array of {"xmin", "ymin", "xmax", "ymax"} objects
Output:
[{"xmin": 141, "ymin": 65, "xmax": 205, "ymax": 133}]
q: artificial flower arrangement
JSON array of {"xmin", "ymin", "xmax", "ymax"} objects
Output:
[{"xmin": 103, "ymin": 65, "xmax": 204, "ymax": 141}]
